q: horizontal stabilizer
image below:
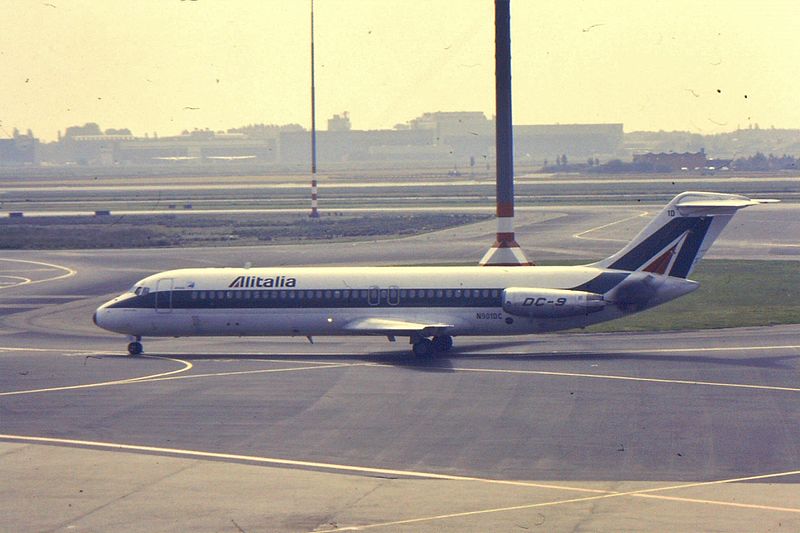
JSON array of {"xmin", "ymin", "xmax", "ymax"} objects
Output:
[
  {"xmin": 344, "ymin": 317, "xmax": 453, "ymax": 337},
  {"xmin": 675, "ymin": 197, "xmax": 775, "ymax": 216}
]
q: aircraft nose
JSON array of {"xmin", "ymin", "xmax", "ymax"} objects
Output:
[{"xmin": 93, "ymin": 303, "xmax": 109, "ymax": 329}]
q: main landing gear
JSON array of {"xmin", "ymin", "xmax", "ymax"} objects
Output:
[
  {"xmin": 412, "ymin": 335, "xmax": 453, "ymax": 357},
  {"xmin": 127, "ymin": 336, "xmax": 143, "ymax": 356}
]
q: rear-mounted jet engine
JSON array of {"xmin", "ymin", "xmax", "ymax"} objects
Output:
[{"xmin": 502, "ymin": 288, "xmax": 605, "ymax": 318}]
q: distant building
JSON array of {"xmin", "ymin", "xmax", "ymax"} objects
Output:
[
  {"xmin": 0, "ymin": 130, "xmax": 39, "ymax": 165},
  {"xmin": 405, "ymin": 111, "xmax": 493, "ymax": 138},
  {"xmin": 514, "ymin": 123, "xmax": 624, "ymax": 160},
  {"xmin": 633, "ymin": 150, "xmax": 707, "ymax": 171},
  {"xmin": 327, "ymin": 112, "xmax": 351, "ymax": 132},
  {"xmin": 29, "ymin": 114, "xmax": 626, "ymax": 169}
]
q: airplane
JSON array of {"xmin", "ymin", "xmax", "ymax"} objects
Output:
[{"xmin": 93, "ymin": 191, "xmax": 774, "ymax": 357}]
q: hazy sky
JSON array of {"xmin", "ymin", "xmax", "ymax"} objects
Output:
[{"xmin": 2, "ymin": 0, "xmax": 798, "ymax": 141}]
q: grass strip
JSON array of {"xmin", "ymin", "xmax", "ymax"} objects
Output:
[{"xmin": 585, "ymin": 260, "xmax": 800, "ymax": 332}]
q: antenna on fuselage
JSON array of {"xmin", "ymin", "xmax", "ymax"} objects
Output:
[{"xmin": 479, "ymin": 0, "xmax": 532, "ymax": 266}]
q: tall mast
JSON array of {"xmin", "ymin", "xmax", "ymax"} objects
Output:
[
  {"xmin": 479, "ymin": 0, "xmax": 531, "ymax": 266},
  {"xmin": 309, "ymin": 0, "xmax": 320, "ymax": 218}
]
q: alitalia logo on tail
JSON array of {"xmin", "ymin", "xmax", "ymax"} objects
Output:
[{"xmin": 229, "ymin": 275, "xmax": 297, "ymax": 288}]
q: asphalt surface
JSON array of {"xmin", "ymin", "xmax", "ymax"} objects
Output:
[{"xmin": 0, "ymin": 203, "xmax": 798, "ymax": 532}]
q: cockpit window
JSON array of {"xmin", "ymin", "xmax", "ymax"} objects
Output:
[{"xmin": 134, "ymin": 287, "xmax": 143, "ymax": 296}]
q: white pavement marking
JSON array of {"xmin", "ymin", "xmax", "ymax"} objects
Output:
[
  {"xmin": 137, "ymin": 362, "xmax": 370, "ymax": 383},
  {"xmin": 0, "ymin": 275, "xmax": 32, "ymax": 287},
  {"xmin": 432, "ymin": 365, "xmax": 800, "ymax": 393},
  {"xmin": 319, "ymin": 469, "xmax": 800, "ymax": 531},
  {"xmin": 0, "ymin": 346, "xmax": 109, "ymax": 354},
  {"xmin": 573, "ymin": 211, "xmax": 649, "ymax": 243},
  {"xmin": 0, "ymin": 258, "xmax": 76, "ymax": 289},
  {"xmin": 615, "ymin": 344, "xmax": 800, "ymax": 353},
  {"xmin": 0, "ymin": 434, "xmax": 795, "ymax": 532},
  {"xmin": 0, "ymin": 434, "xmax": 612, "ymax": 494},
  {"xmin": 0, "ymin": 355, "xmax": 192, "ymax": 396}
]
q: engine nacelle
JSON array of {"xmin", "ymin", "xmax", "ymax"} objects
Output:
[{"xmin": 502, "ymin": 288, "xmax": 605, "ymax": 318}]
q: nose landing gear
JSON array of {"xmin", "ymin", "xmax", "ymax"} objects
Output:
[{"xmin": 127, "ymin": 336, "xmax": 143, "ymax": 356}]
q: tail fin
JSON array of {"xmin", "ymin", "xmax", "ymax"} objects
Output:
[{"xmin": 591, "ymin": 192, "xmax": 773, "ymax": 278}]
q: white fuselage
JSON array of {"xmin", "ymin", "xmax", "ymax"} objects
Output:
[{"xmin": 94, "ymin": 265, "xmax": 696, "ymax": 340}]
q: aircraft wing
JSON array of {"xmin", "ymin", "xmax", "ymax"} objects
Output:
[{"xmin": 344, "ymin": 317, "xmax": 454, "ymax": 337}]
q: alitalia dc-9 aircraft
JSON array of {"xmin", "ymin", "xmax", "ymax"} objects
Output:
[{"xmin": 94, "ymin": 192, "xmax": 772, "ymax": 356}]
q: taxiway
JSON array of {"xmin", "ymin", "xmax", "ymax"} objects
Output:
[{"xmin": 0, "ymin": 204, "xmax": 798, "ymax": 531}]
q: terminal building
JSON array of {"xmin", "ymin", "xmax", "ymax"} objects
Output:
[{"xmin": 8, "ymin": 114, "xmax": 625, "ymax": 170}]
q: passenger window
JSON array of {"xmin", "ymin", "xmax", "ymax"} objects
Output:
[
  {"xmin": 334, "ymin": 290, "xmax": 341, "ymax": 299},
  {"xmin": 191, "ymin": 291, "xmax": 198, "ymax": 300}
]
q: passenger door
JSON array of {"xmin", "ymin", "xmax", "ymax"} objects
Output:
[{"xmin": 155, "ymin": 278, "xmax": 173, "ymax": 313}]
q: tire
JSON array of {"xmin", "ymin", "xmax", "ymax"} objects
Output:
[
  {"xmin": 412, "ymin": 338, "xmax": 434, "ymax": 357},
  {"xmin": 127, "ymin": 341, "xmax": 143, "ymax": 356},
  {"xmin": 432, "ymin": 335, "xmax": 453, "ymax": 352}
]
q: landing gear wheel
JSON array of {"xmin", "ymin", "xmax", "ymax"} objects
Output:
[
  {"xmin": 432, "ymin": 335, "xmax": 453, "ymax": 353},
  {"xmin": 412, "ymin": 338, "xmax": 434, "ymax": 357},
  {"xmin": 127, "ymin": 341, "xmax": 143, "ymax": 356}
]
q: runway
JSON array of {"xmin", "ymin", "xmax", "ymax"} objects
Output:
[
  {"xmin": 0, "ymin": 207, "xmax": 798, "ymax": 531},
  {"xmin": 2, "ymin": 172, "xmax": 799, "ymax": 215}
]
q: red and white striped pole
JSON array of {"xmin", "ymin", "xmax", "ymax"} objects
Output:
[
  {"xmin": 479, "ymin": 0, "xmax": 532, "ymax": 266},
  {"xmin": 309, "ymin": 178, "xmax": 320, "ymax": 218},
  {"xmin": 308, "ymin": 0, "xmax": 321, "ymax": 219}
]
